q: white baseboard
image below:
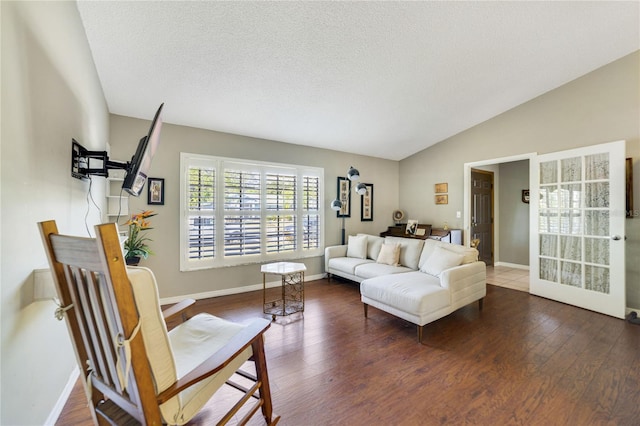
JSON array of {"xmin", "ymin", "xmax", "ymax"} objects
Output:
[
  {"xmin": 46, "ymin": 367, "xmax": 80, "ymax": 425},
  {"xmin": 494, "ymin": 262, "xmax": 530, "ymax": 270},
  {"xmin": 626, "ymin": 307, "xmax": 639, "ymax": 316},
  {"xmin": 159, "ymin": 273, "xmax": 325, "ymax": 305}
]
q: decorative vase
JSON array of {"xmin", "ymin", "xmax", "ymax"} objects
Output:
[{"xmin": 126, "ymin": 256, "xmax": 141, "ymax": 266}]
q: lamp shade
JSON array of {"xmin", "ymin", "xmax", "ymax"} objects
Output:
[
  {"xmin": 347, "ymin": 166, "xmax": 360, "ymax": 181},
  {"xmin": 330, "ymin": 199, "xmax": 343, "ymax": 211},
  {"xmin": 355, "ymin": 182, "xmax": 367, "ymax": 195}
]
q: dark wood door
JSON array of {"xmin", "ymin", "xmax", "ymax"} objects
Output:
[{"xmin": 471, "ymin": 169, "xmax": 494, "ymax": 265}]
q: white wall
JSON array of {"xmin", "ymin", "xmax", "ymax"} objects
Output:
[
  {"xmin": 1, "ymin": 2, "xmax": 109, "ymax": 424},
  {"xmin": 109, "ymin": 116, "xmax": 399, "ymax": 299},
  {"xmin": 400, "ymin": 51, "xmax": 640, "ymax": 309}
]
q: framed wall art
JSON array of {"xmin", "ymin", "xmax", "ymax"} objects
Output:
[
  {"xmin": 147, "ymin": 177, "xmax": 165, "ymax": 205},
  {"xmin": 360, "ymin": 183, "xmax": 373, "ymax": 221},
  {"xmin": 435, "ymin": 194, "xmax": 448, "ymax": 205},
  {"xmin": 336, "ymin": 177, "xmax": 350, "ymax": 217},
  {"xmin": 435, "ymin": 183, "xmax": 448, "ymax": 194}
]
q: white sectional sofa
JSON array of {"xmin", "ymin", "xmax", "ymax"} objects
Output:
[{"xmin": 325, "ymin": 234, "xmax": 486, "ymax": 342}]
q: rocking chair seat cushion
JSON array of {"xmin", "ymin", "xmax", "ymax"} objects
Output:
[{"xmin": 127, "ymin": 267, "xmax": 253, "ymax": 425}]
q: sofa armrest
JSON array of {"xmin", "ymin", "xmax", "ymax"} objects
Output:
[
  {"xmin": 324, "ymin": 245, "xmax": 348, "ymax": 272},
  {"xmin": 439, "ymin": 261, "xmax": 486, "ymax": 292}
]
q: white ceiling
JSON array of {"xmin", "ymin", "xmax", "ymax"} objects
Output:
[{"xmin": 76, "ymin": 1, "xmax": 639, "ymax": 161}]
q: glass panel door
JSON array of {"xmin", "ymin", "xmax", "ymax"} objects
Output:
[{"xmin": 530, "ymin": 140, "xmax": 626, "ymax": 319}]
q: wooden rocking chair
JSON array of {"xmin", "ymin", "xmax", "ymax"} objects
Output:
[{"xmin": 39, "ymin": 221, "xmax": 279, "ymax": 425}]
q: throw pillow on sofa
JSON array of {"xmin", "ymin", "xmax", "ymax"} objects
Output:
[
  {"xmin": 346, "ymin": 234, "xmax": 368, "ymax": 259},
  {"xmin": 376, "ymin": 242, "xmax": 401, "ymax": 266},
  {"xmin": 420, "ymin": 246, "xmax": 464, "ymax": 277}
]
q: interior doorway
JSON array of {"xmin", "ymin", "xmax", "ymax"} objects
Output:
[{"xmin": 464, "ymin": 153, "xmax": 535, "ymax": 282}]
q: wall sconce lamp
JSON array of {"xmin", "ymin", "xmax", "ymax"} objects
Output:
[{"xmin": 330, "ymin": 166, "xmax": 367, "ymax": 245}]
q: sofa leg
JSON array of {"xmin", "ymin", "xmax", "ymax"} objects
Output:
[
  {"xmin": 478, "ymin": 298, "xmax": 484, "ymax": 311},
  {"xmin": 363, "ymin": 303, "xmax": 368, "ymax": 318},
  {"xmin": 417, "ymin": 325, "xmax": 424, "ymax": 343}
]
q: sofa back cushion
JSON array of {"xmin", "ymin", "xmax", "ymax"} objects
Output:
[
  {"xmin": 358, "ymin": 233, "xmax": 385, "ymax": 260},
  {"xmin": 346, "ymin": 234, "xmax": 368, "ymax": 259},
  {"xmin": 385, "ymin": 236, "xmax": 425, "ymax": 270},
  {"xmin": 420, "ymin": 246, "xmax": 464, "ymax": 277},
  {"xmin": 418, "ymin": 239, "xmax": 478, "ymax": 269}
]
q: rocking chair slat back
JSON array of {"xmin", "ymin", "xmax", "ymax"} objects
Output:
[{"xmin": 40, "ymin": 221, "xmax": 162, "ymax": 424}]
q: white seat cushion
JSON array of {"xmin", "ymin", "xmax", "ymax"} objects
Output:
[
  {"xmin": 328, "ymin": 257, "xmax": 374, "ymax": 275},
  {"xmin": 360, "ymin": 271, "xmax": 449, "ymax": 317},
  {"xmin": 355, "ymin": 262, "xmax": 413, "ymax": 279},
  {"xmin": 127, "ymin": 266, "xmax": 252, "ymax": 425},
  {"xmin": 164, "ymin": 314, "xmax": 253, "ymax": 425}
]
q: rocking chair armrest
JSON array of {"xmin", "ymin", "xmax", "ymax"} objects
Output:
[
  {"xmin": 156, "ymin": 318, "xmax": 271, "ymax": 404},
  {"xmin": 162, "ymin": 298, "xmax": 196, "ymax": 323}
]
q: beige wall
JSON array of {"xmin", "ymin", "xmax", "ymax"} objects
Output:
[
  {"xmin": 498, "ymin": 160, "xmax": 530, "ymax": 266},
  {"xmin": 400, "ymin": 51, "xmax": 640, "ymax": 309},
  {"xmin": 109, "ymin": 117, "xmax": 399, "ymax": 299},
  {"xmin": 1, "ymin": 1, "xmax": 109, "ymax": 424}
]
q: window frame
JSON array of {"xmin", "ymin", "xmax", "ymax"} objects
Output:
[{"xmin": 180, "ymin": 152, "xmax": 324, "ymax": 271}]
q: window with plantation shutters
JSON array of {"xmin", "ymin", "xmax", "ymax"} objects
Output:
[{"xmin": 180, "ymin": 153, "xmax": 324, "ymax": 270}]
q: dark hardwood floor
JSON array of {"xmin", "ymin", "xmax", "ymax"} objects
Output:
[{"xmin": 57, "ymin": 279, "xmax": 640, "ymax": 425}]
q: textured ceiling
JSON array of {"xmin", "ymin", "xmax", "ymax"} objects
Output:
[{"xmin": 76, "ymin": 1, "xmax": 639, "ymax": 161}]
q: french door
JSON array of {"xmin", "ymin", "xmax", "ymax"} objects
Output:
[{"xmin": 530, "ymin": 140, "xmax": 626, "ymax": 318}]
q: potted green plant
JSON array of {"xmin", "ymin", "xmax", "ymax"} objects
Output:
[{"xmin": 123, "ymin": 210, "xmax": 157, "ymax": 265}]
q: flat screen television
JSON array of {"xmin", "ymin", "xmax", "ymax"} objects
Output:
[{"xmin": 122, "ymin": 103, "xmax": 164, "ymax": 196}]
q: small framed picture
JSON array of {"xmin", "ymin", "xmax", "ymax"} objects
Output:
[
  {"xmin": 522, "ymin": 189, "xmax": 530, "ymax": 204},
  {"xmin": 435, "ymin": 183, "xmax": 448, "ymax": 194},
  {"xmin": 435, "ymin": 194, "xmax": 448, "ymax": 205},
  {"xmin": 406, "ymin": 219, "xmax": 418, "ymax": 235},
  {"xmin": 336, "ymin": 177, "xmax": 350, "ymax": 217},
  {"xmin": 147, "ymin": 177, "xmax": 165, "ymax": 205},
  {"xmin": 360, "ymin": 183, "xmax": 374, "ymax": 221}
]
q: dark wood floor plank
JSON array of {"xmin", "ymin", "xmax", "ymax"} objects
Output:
[{"xmin": 56, "ymin": 281, "xmax": 640, "ymax": 425}]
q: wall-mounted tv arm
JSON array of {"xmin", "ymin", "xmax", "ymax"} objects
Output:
[{"xmin": 71, "ymin": 139, "xmax": 129, "ymax": 179}]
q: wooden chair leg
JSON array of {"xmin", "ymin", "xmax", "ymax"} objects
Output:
[
  {"xmin": 252, "ymin": 335, "xmax": 280, "ymax": 425},
  {"xmin": 417, "ymin": 325, "xmax": 424, "ymax": 343},
  {"xmin": 363, "ymin": 303, "xmax": 368, "ymax": 318},
  {"xmin": 478, "ymin": 298, "xmax": 484, "ymax": 311}
]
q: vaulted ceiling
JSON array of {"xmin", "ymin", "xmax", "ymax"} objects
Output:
[{"xmin": 77, "ymin": 1, "xmax": 639, "ymax": 161}]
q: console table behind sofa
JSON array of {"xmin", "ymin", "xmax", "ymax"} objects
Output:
[{"xmin": 381, "ymin": 224, "xmax": 462, "ymax": 245}]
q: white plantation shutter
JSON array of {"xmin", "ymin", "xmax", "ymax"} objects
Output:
[
  {"xmin": 302, "ymin": 176, "xmax": 320, "ymax": 250},
  {"xmin": 187, "ymin": 166, "xmax": 215, "ymax": 262},
  {"xmin": 180, "ymin": 153, "xmax": 324, "ymax": 270},
  {"xmin": 224, "ymin": 168, "xmax": 261, "ymax": 256},
  {"xmin": 266, "ymin": 172, "xmax": 297, "ymax": 253}
]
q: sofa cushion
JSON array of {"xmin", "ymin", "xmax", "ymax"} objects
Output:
[
  {"xmin": 347, "ymin": 234, "xmax": 368, "ymax": 259},
  {"xmin": 385, "ymin": 236, "xmax": 424, "ymax": 269},
  {"xmin": 418, "ymin": 239, "xmax": 478, "ymax": 269},
  {"xmin": 360, "ymin": 272, "xmax": 449, "ymax": 316},
  {"xmin": 328, "ymin": 257, "xmax": 374, "ymax": 275},
  {"xmin": 358, "ymin": 233, "xmax": 385, "ymax": 260},
  {"xmin": 420, "ymin": 246, "xmax": 464, "ymax": 277},
  {"xmin": 377, "ymin": 242, "xmax": 401, "ymax": 266},
  {"xmin": 355, "ymin": 262, "xmax": 413, "ymax": 279}
]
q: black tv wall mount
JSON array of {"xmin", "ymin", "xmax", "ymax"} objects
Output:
[{"xmin": 71, "ymin": 139, "xmax": 128, "ymax": 180}]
